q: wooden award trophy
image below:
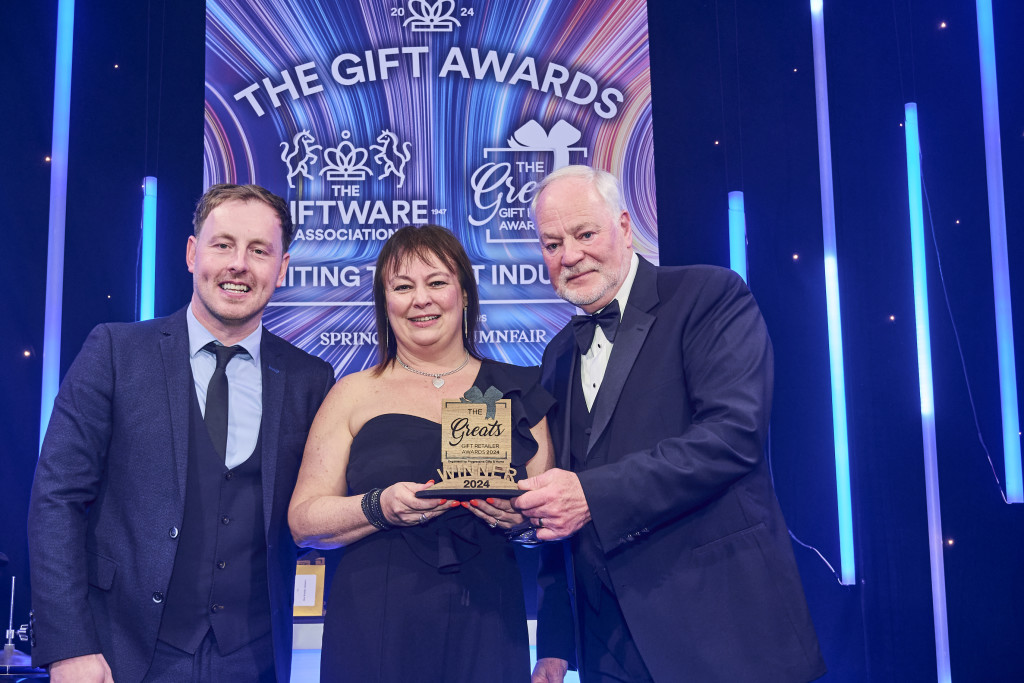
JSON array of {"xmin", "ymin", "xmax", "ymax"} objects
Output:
[{"xmin": 415, "ymin": 386, "xmax": 520, "ymax": 499}]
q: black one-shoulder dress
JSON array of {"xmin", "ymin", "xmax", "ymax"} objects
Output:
[{"xmin": 320, "ymin": 360, "xmax": 554, "ymax": 682}]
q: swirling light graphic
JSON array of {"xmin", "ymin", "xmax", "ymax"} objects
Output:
[{"xmin": 205, "ymin": 0, "xmax": 655, "ymax": 375}]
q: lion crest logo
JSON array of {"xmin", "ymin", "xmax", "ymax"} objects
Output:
[
  {"xmin": 280, "ymin": 130, "xmax": 322, "ymax": 188},
  {"xmin": 370, "ymin": 130, "xmax": 413, "ymax": 188}
]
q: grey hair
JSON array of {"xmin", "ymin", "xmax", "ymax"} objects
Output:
[{"xmin": 530, "ymin": 165, "xmax": 625, "ymax": 218}]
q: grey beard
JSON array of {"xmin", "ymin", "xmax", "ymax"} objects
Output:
[{"xmin": 555, "ymin": 269, "xmax": 620, "ymax": 307}]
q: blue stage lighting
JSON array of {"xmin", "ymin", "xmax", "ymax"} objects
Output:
[
  {"xmin": 810, "ymin": 0, "xmax": 855, "ymax": 586},
  {"xmin": 728, "ymin": 191, "xmax": 747, "ymax": 283},
  {"xmin": 39, "ymin": 0, "xmax": 76, "ymax": 451},
  {"xmin": 905, "ymin": 102, "xmax": 952, "ymax": 683},
  {"xmin": 140, "ymin": 177, "xmax": 158, "ymax": 321},
  {"xmin": 975, "ymin": 0, "xmax": 1022, "ymax": 503}
]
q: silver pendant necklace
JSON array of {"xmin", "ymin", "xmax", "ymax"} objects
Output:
[{"xmin": 396, "ymin": 351, "xmax": 470, "ymax": 388}]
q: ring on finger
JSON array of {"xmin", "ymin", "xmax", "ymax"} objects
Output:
[
  {"xmin": 419, "ymin": 513, "xmax": 427, "ymax": 525},
  {"xmin": 488, "ymin": 521, "xmax": 497, "ymax": 528},
  {"xmin": 537, "ymin": 517, "xmax": 545, "ymax": 528}
]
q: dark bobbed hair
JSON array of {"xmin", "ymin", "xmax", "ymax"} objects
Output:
[
  {"xmin": 193, "ymin": 184, "xmax": 295, "ymax": 253},
  {"xmin": 372, "ymin": 224, "xmax": 482, "ymax": 374}
]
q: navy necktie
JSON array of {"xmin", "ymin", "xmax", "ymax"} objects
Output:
[
  {"xmin": 203, "ymin": 342, "xmax": 245, "ymax": 460},
  {"xmin": 570, "ymin": 299, "xmax": 621, "ymax": 351}
]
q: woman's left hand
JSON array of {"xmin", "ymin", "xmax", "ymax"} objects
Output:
[{"xmin": 463, "ymin": 497, "xmax": 525, "ymax": 530}]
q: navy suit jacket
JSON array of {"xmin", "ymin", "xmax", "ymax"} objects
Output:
[
  {"xmin": 537, "ymin": 258, "xmax": 826, "ymax": 682},
  {"xmin": 28, "ymin": 308, "xmax": 334, "ymax": 682}
]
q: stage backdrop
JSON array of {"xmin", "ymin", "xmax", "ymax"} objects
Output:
[{"xmin": 204, "ymin": 0, "xmax": 657, "ymax": 374}]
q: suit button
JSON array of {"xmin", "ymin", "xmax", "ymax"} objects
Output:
[
  {"xmin": 221, "ymin": 516, "xmax": 230, "ymax": 525},
  {"xmin": 224, "ymin": 471, "xmax": 233, "ymax": 481},
  {"xmin": 210, "ymin": 604, "xmax": 224, "ymax": 613},
  {"xmin": 152, "ymin": 592, "xmax": 164, "ymax": 603},
  {"xmin": 585, "ymin": 428, "xmax": 592, "ymax": 435},
  {"xmin": 217, "ymin": 561, "xmax": 226, "ymax": 569},
  {"xmin": 168, "ymin": 526, "xmax": 179, "ymax": 539}
]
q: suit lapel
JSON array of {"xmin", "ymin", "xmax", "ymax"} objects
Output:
[
  {"xmin": 159, "ymin": 309, "xmax": 193, "ymax": 504},
  {"xmin": 546, "ymin": 333, "xmax": 578, "ymax": 471},
  {"xmin": 587, "ymin": 258, "xmax": 658, "ymax": 453},
  {"xmin": 260, "ymin": 332, "xmax": 285, "ymax": 536}
]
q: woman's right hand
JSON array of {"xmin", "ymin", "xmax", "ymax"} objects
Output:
[{"xmin": 380, "ymin": 480, "xmax": 459, "ymax": 526}]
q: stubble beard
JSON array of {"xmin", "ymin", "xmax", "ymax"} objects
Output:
[{"xmin": 554, "ymin": 262, "xmax": 621, "ymax": 308}]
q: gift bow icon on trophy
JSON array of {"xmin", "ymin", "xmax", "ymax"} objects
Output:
[
  {"xmin": 506, "ymin": 120, "xmax": 582, "ymax": 170},
  {"xmin": 461, "ymin": 386, "xmax": 504, "ymax": 420}
]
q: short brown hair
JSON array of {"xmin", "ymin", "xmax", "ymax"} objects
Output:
[
  {"xmin": 372, "ymin": 225, "xmax": 482, "ymax": 374},
  {"xmin": 193, "ymin": 184, "xmax": 294, "ymax": 253}
]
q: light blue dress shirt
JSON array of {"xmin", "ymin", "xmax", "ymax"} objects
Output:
[{"xmin": 186, "ymin": 305, "xmax": 263, "ymax": 469}]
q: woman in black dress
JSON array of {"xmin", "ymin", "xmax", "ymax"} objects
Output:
[{"xmin": 289, "ymin": 225, "xmax": 557, "ymax": 682}]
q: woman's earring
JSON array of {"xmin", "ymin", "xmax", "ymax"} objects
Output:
[{"xmin": 463, "ymin": 307, "xmax": 468, "ymax": 339}]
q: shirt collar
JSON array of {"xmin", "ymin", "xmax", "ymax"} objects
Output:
[
  {"xmin": 186, "ymin": 304, "xmax": 262, "ymax": 365},
  {"xmin": 576, "ymin": 252, "xmax": 640, "ymax": 320}
]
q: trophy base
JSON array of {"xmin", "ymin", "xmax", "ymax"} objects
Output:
[{"xmin": 415, "ymin": 482, "xmax": 521, "ymax": 500}]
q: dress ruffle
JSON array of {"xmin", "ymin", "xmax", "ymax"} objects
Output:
[{"xmin": 476, "ymin": 360, "xmax": 555, "ymax": 468}]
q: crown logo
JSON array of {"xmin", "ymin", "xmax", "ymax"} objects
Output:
[{"xmin": 319, "ymin": 131, "xmax": 372, "ymax": 182}]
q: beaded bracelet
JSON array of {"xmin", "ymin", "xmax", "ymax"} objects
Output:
[{"xmin": 361, "ymin": 487, "xmax": 393, "ymax": 531}]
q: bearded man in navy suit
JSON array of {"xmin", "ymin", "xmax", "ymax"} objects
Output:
[
  {"xmin": 29, "ymin": 184, "xmax": 334, "ymax": 682},
  {"xmin": 518, "ymin": 166, "xmax": 826, "ymax": 682}
]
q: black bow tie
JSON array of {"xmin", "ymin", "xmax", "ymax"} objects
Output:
[{"xmin": 570, "ymin": 299, "xmax": 621, "ymax": 350}]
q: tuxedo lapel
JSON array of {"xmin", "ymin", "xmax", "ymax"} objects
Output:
[
  {"xmin": 158, "ymin": 310, "xmax": 193, "ymax": 504},
  {"xmin": 587, "ymin": 258, "xmax": 658, "ymax": 453},
  {"xmin": 260, "ymin": 332, "xmax": 285, "ymax": 537},
  {"xmin": 557, "ymin": 352, "xmax": 578, "ymax": 472},
  {"xmin": 543, "ymin": 331, "xmax": 578, "ymax": 471}
]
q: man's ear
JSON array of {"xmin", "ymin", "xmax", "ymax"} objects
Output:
[
  {"xmin": 619, "ymin": 210, "xmax": 633, "ymax": 243},
  {"xmin": 276, "ymin": 252, "xmax": 290, "ymax": 287},
  {"xmin": 186, "ymin": 235, "xmax": 197, "ymax": 273}
]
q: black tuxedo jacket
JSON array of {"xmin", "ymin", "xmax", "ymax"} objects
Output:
[
  {"xmin": 538, "ymin": 258, "xmax": 825, "ymax": 682},
  {"xmin": 28, "ymin": 307, "xmax": 334, "ymax": 682}
]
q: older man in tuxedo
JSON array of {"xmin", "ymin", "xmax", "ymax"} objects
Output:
[
  {"xmin": 518, "ymin": 166, "xmax": 826, "ymax": 682},
  {"xmin": 29, "ymin": 184, "xmax": 334, "ymax": 682}
]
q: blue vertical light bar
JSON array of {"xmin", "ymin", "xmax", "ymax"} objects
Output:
[
  {"xmin": 809, "ymin": 0, "xmax": 855, "ymax": 585},
  {"xmin": 905, "ymin": 103, "xmax": 952, "ymax": 683},
  {"xmin": 728, "ymin": 191, "xmax": 747, "ymax": 283},
  {"xmin": 140, "ymin": 177, "xmax": 158, "ymax": 321},
  {"xmin": 975, "ymin": 0, "xmax": 1022, "ymax": 503},
  {"xmin": 39, "ymin": 0, "xmax": 76, "ymax": 451}
]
